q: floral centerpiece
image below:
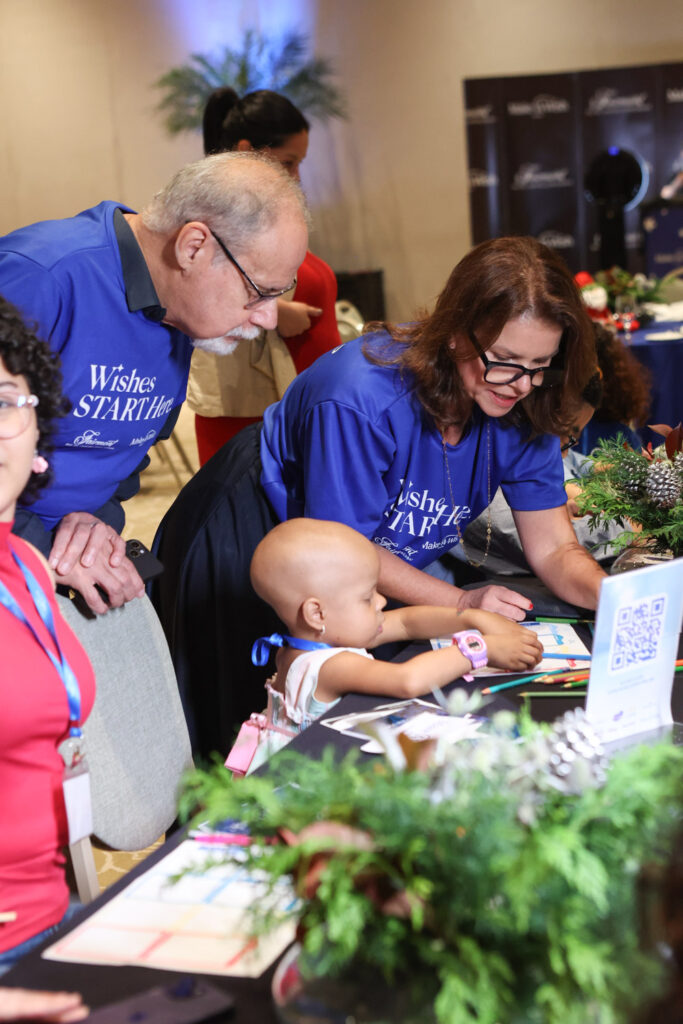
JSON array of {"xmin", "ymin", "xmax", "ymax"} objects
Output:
[
  {"xmin": 593, "ymin": 267, "xmax": 662, "ymax": 312},
  {"xmin": 180, "ymin": 694, "xmax": 683, "ymax": 1024},
  {"xmin": 574, "ymin": 423, "xmax": 683, "ymax": 559}
]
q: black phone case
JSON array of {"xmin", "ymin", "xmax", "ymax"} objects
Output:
[{"xmin": 125, "ymin": 537, "xmax": 164, "ymax": 581}]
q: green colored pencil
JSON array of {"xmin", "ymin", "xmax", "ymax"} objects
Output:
[
  {"xmin": 526, "ymin": 617, "xmax": 595, "ymax": 625},
  {"xmin": 519, "ymin": 690, "xmax": 587, "ymax": 697}
]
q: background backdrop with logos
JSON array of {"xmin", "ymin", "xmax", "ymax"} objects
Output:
[{"xmin": 464, "ymin": 61, "xmax": 683, "ymax": 274}]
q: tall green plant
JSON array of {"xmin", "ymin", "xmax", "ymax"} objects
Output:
[{"xmin": 154, "ymin": 29, "xmax": 346, "ymax": 136}]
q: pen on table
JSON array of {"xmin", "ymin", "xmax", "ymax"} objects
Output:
[
  {"xmin": 190, "ymin": 831, "xmax": 253, "ymax": 847},
  {"xmin": 519, "ymin": 690, "xmax": 587, "ymax": 698},
  {"xmin": 525, "ymin": 617, "xmax": 595, "ymax": 625}
]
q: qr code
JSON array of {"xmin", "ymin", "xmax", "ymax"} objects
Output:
[{"xmin": 610, "ymin": 594, "xmax": 667, "ymax": 671}]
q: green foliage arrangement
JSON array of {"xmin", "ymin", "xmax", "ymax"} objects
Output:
[
  {"xmin": 593, "ymin": 267, "xmax": 662, "ymax": 310},
  {"xmin": 154, "ymin": 29, "xmax": 346, "ymax": 136},
  {"xmin": 180, "ymin": 697, "xmax": 683, "ymax": 1024},
  {"xmin": 574, "ymin": 425, "xmax": 683, "ymax": 558}
]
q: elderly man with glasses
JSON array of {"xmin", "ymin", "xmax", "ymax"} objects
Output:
[{"xmin": 0, "ymin": 152, "xmax": 308, "ymax": 614}]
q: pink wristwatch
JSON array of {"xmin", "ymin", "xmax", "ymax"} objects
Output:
[{"xmin": 452, "ymin": 629, "xmax": 488, "ymax": 679}]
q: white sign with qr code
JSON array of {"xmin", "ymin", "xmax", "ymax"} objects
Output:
[{"xmin": 586, "ymin": 558, "xmax": 683, "ymax": 742}]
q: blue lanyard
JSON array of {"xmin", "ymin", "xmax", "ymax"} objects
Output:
[
  {"xmin": 0, "ymin": 548, "xmax": 82, "ymax": 738},
  {"xmin": 252, "ymin": 632, "xmax": 332, "ymax": 667}
]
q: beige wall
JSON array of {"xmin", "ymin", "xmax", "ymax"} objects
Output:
[{"xmin": 0, "ymin": 0, "xmax": 681, "ymax": 319}]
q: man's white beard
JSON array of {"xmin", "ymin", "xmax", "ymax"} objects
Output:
[{"xmin": 191, "ymin": 324, "xmax": 261, "ymax": 355}]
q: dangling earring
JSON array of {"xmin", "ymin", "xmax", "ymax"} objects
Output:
[
  {"xmin": 319, "ymin": 624, "xmax": 326, "ymax": 637},
  {"xmin": 32, "ymin": 452, "xmax": 49, "ymax": 474}
]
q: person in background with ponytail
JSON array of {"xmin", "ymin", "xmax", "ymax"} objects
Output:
[{"xmin": 188, "ymin": 88, "xmax": 341, "ymax": 465}]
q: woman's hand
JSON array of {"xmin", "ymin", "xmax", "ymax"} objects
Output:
[
  {"xmin": 0, "ymin": 987, "xmax": 88, "ymax": 1022},
  {"xmin": 277, "ymin": 299, "xmax": 322, "ymax": 338},
  {"xmin": 485, "ymin": 629, "xmax": 543, "ymax": 671},
  {"xmin": 456, "ymin": 584, "xmax": 533, "ymax": 621}
]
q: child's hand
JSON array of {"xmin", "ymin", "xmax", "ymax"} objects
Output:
[{"xmin": 485, "ymin": 629, "xmax": 543, "ymax": 671}]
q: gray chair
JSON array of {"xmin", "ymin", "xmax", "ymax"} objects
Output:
[{"xmin": 56, "ymin": 593, "xmax": 193, "ymax": 902}]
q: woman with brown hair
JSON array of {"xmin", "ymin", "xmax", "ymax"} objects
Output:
[{"xmin": 153, "ymin": 236, "xmax": 606, "ymax": 759}]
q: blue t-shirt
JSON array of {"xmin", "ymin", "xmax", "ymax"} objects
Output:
[
  {"xmin": 261, "ymin": 335, "xmax": 566, "ymax": 569},
  {"xmin": 0, "ymin": 202, "xmax": 192, "ymax": 528}
]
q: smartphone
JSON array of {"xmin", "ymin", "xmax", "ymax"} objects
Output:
[
  {"xmin": 86, "ymin": 977, "xmax": 234, "ymax": 1023},
  {"xmin": 125, "ymin": 537, "xmax": 164, "ymax": 581}
]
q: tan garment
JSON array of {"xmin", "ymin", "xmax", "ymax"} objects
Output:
[{"xmin": 186, "ymin": 329, "xmax": 297, "ymax": 418}]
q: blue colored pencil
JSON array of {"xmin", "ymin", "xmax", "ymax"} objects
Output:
[{"xmin": 541, "ymin": 653, "xmax": 591, "ymax": 661}]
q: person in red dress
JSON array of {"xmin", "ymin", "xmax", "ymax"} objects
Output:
[
  {"xmin": 0, "ymin": 298, "xmax": 95, "ymax": 980},
  {"xmin": 189, "ymin": 88, "xmax": 341, "ymax": 464}
]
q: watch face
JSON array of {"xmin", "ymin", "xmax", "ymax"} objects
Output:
[{"xmin": 464, "ymin": 634, "xmax": 485, "ymax": 654}]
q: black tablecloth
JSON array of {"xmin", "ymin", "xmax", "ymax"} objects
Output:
[{"xmin": 5, "ymin": 630, "xmax": 682, "ymax": 1022}]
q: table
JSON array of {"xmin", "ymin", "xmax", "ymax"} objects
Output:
[
  {"xmin": 5, "ymin": 631, "xmax": 682, "ymax": 1021},
  {"xmin": 627, "ymin": 318, "xmax": 683, "ymax": 444}
]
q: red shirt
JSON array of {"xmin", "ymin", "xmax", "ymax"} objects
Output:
[
  {"xmin": 0, "ymin": 522, "xmax": 95, "ymax": 951},
  {"xmin": 282, "ymin": 250, "xmax": 341, "ymax": 374}
]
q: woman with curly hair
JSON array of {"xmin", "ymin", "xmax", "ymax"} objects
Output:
[
  {"xmin": 153, "ymin": 236, "xmax": 608, "ymax": 759},
  {"xmin": 0, "ymin": 297, "xmax": 95, "ymax": 972},
  {"xmin": 576, "ymin": 321, "xmax": 652, "ymax": 454}
]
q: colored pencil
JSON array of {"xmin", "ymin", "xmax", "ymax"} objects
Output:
[
  {"xmin": 482, "ymin": 659, "xmax": 683, "ymax": 696},
  {"xmin": 526, "ymin": 617, "xmax": 595, "ymax": 625},
  {"xmin": 541, "ymin": 653, "xmax": 592, "ymax": 661},
  {"xmin": 519, "ymin": 690, "xmax": 587, "ymax": 697},
  {"xmin": 482, "ymin": 667, "xmax": 587, "ymax": 695}
]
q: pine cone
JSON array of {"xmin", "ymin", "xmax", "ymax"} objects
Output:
[
  {"xmin": 614, "ymin": 450, "xmax": 649, "ymax": 497},
  {"xmin": 674, "ymin": 451, "xmax": 683, "ymax": 480},
  {"xmin": 645, "ymin": 460, "xmax": 682, "ymax": 509},
  {"xmin": 547, "ymin": 708, "xmax": 608, "ymax": 792}
]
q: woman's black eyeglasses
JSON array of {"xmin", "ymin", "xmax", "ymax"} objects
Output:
[{"xmin": 468, "ymin": 330, "xmax": 563, "ymax": 388}]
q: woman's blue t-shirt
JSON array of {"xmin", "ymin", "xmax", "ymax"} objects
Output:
[{"xmin": 261, "ymin": 335, "xmax": 566, "ymax": 570}]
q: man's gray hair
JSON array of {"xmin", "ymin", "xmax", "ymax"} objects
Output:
[{"xmin": 142, "ymin": 151, "xmax": 310, "ymax": 255}]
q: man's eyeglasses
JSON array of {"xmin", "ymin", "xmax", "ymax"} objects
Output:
[
  {"xmin": 468, "ymin": 330, "xmax": 563, "ymax": 388},
  {"xmin": 210, "ymin": 229, "xmax": 296, "ymax": 309},
  {"xmin": 0, "ymin": 393, "xmax": 39, "ymax": 439}
]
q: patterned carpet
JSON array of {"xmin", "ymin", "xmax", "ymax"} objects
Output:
[{"xmin": 91, "ymin": 836, "xmax": 166, "ymax": 891}]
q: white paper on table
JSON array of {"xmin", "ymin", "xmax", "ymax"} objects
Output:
[
  {"xmin": 430, "ymin": 621, "xmax": 591, "ymax": 676},
  {"xmin": 586, "ymin": 558, "xmax": 683, "ymax": 743},
  {"xmin": 42, "ymin": 839, "xmax": 296, "ymax": 977},
  {"xmin": 321, "ymin": 698, "xmax": 482, "ymax": 753}
]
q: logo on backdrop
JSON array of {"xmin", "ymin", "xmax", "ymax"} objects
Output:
[
  {"xmin": 590, "ymin": 231, "xmax": 642, "ymax": 253},
  {"xmin": 537, "ymin": 230, "xmax": 575, "ymax": 249},
  {"xmin": 666, "ymin": 88, "xmax": 683, "ymax": 103},
  {"xmin": 586, "ymin": 88, "xmax": 651, "ymax": 116},
  {"xmin": 465, "ymin": 105, "xmax": 496, "ymax": 124},
  {"xmin": 507, "ymin": 94, "xmax": 570, "ymax": 118},
  {"xmin": 469, "ymin": 168, "xmax": 499, "ymax": 188},
  {"xmin": 512, "ymin": 164, "xmax": 573, "ymax": 189}
]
